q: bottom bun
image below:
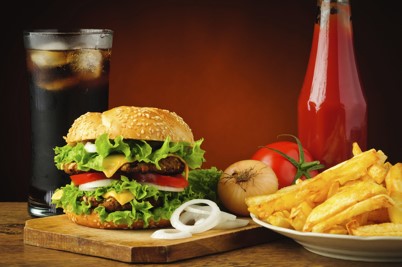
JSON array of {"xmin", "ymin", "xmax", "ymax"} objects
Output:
[{"xmin": 66, "ymin": 211, "xmax": 171, "ymax": 229}]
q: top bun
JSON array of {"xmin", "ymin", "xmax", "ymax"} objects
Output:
[{"xmin": 65, "ymin": 106, "xmax": 195, "ymax": 145}]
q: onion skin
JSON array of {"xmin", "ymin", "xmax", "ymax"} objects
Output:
[{"xmin": 218, "ymin": 160, "xmax": 278, "ymax": 216}]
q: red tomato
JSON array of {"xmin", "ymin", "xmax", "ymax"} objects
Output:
[
  {"xmin": 135, "ymin": 173, "xmax": 189, "ymax": 188},
  {"xmin": 251, "ymin": 138, "xmax": 323, "ymax": 189},
  {"xmin": 70, "ymin": 172, "xmax": 110, "ymax": 185}
]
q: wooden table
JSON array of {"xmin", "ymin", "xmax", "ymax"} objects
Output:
[{"xmin": 0, "ymin": 202, "xmax": 400, "ymax": 267}]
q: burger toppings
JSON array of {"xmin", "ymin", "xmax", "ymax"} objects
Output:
[
  {"xmin": 54, "ymin": 134, "xmax": 204, "ymax": 190},
  {"xmin": 78, "ymin": 179, "xmax": 114, "ymax": 191},
  {"xmin": 70, "ymin": 172, "xmax": 114, "ymax": 186},
  {"xmin": 101, "ymin": 190, "xmax": 135, "ymax": 206},
  {"xmin": 52, "ymin": 168, "xmax": 222, "ymax": 228},
  {"xmin": 64, "ymin": 155, "xmax": 186, "ymax": 178},
  {"xmin": 81, "ymin": 195, "xmax": 133, "ymax": 212},
  {"xmin": 84, "ymin": 142, "xmax": 97, "ymax": 153},
  {"xmin": 102, "ymin": 155, "xmax": 129, "ymax": 178},
  {"xmin": 120, "ymin": 156, "xmax": 186, "ymax": 176}
]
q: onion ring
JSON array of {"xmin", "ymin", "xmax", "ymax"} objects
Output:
[
  {"xmin": 214, "ymin": 218, "xmax": 249, "ymax": 230},
  {"xmin": 139, "ymin": 182, "xmax": 185, "ymax": 192},
  {"xmin": 218, "ymin": 211, "xmax": 237, "ymax": 222},
  {"xmin": 170, "ymin": 199, "xmax": 221, "ymax": 233},
  {"xmin": 152, "ymin": 199, "xmax": 250, "ymax": 239},
  {"xmin": 84, "ymin": 142, "xmax": 97, "ymax": 153},
  {"xmin": 179, "ymin": 210, "xmax": 206, "ymax": 225},
  {"xmin": 182, "ymin": 206, "xmax": 237, "ymax": 224},
  {"xmin": 151, "ymin": 229, "xmax": 192, "ymax": 239},
  {"xmin": 78, "ymin": 179, "xmax": 113, "ymax": 191},
  {"xmin": 184, "ymin": 204, "xmax": 212, "ymax": 215}
]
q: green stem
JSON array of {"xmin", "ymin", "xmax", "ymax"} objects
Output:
[{"xmin": 265, "ymin": 134, "xmax": 325, "ymax": 184}]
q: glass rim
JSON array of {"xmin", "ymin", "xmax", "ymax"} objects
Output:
[{"xmin": 23, "ymin": 29, "xmax": 113, "ymax": 36}]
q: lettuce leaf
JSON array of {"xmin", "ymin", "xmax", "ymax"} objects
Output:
[
  {"xmin": 184, "ymin": 166, "xmax": 221, "ymax": 204},
  {"xmin": 52, "ymin": 167, "xmax": 222, "ymax": 228},
  {"xmin": 54, "ymin": 134, "xmax": 205, "ymax": 171}
]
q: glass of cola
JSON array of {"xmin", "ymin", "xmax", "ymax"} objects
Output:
[{"xmin": 23, "ymin": 29, "xmax": 113, "ymax": 217}]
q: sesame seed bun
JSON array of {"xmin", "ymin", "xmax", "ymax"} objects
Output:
[
  {"xmin": 66, "ymin": 211, "xmax": 171, "ymax": 229},
  {"xmin": 64, "ymin": 106, "xmax": 195, "ymax": 145}
]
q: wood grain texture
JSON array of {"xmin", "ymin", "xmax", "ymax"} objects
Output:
[
  {"xmin": 3, "ymin": 203, "xmax": 402, "ymax": 266},
  {"xmin": 23, "ymin": 214, "xmax": 279, "ymax": 263}
]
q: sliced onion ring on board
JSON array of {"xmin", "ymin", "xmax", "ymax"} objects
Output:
[
  {"xmin": 184, "ymin": 207, "xmax": 247, "ymax": 230},
  {"xmin": 218, "ymin": 211, "xmax": 237, "ymax": 222},
  {"xmin": 184, "ymin": 204, "xmax": 212, "ymax": 215},
  {"xmin": 182, "ymin": 205, "xmax": 237, "ymax": 224},
  {"xmin": 150, "ymin": 229, "xmax": 192, "ymax": 239},
  {"xmin": 151, "ymin": 199, "xmax": 250, "ymax": 239},
  {"xmin": 170, "ymin": 199, "xmax": 221, "ymax": 234},
  {"xmin": 179, "ymin": 210, "xmax": 207, "ymax": 225},
  {"xmin": 214, "ymin": 218, "xmax": 249, "ymax": 230}
]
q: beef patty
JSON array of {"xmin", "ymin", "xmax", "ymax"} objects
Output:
[{"xmin": 62, "ymin": 156, "xmax": 186, "ymax": 176}]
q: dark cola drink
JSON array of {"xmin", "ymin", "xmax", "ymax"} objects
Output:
[{"xmin": 24, "ymin": 30, "xmax": 113, "ymax": 217}]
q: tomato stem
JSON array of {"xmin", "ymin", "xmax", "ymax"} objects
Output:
[{"xmin": 265, "ymin": 134, "xmax": 324, "ymax": 184}]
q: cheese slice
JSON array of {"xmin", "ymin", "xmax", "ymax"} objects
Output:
[
  {"xmin": 103, "ymin": 190, "xmax": 134, "ymax": 206},
  {"xmin": 102, "ymin": 154, "xmax": 129, "ymax": 177}
]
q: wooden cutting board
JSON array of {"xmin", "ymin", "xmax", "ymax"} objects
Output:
[{"xmin": 24, "ymin": 215, "xmax": 280, "ymax": 263}]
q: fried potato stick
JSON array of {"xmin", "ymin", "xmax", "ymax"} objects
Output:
[
  {"xmin": 310, "ymin": 194, "xmax": 394, "ymax": 233},
  {"xmin": 385, "ymin": 163, "xmax": 402, "ymax": 223},
  {"xmin": 247, "ymin": 149, "xmax": 381, "ymax": 222},
  {"xmin": 331, "ymin": 149, "xmax": 385, "ymax": 186},
  {"xmin": 349, "ymin": 222, "xmax": 402, "ymax": 236},
  {"xmin": 303, "ymin": 180, "xmax": 388, "ymax": 231}
]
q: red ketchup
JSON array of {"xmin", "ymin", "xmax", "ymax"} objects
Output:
[{"xmin": 298, "ymin": 0, "xmax": 367, "ymax": 169}]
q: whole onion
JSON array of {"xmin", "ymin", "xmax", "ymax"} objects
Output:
[{"xmin": 218, "ymin": 159, "xmax": 278, "ymax": 216}]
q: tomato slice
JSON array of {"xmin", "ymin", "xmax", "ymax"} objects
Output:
[
  {"xmin": 71, "ymin": 172, "xmax": 189, "ymax": 189},
  {"xmin": 135, "ymin": 173, "xmax": 189, "ymax": 188},
  {"xmin": 70, "ymin": 172, "xmax": 110, "ymax": 186}
]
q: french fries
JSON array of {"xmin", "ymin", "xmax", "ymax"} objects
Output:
[
  {"xmin": 347, "ymin": 222, "xmax": 402, "ymax": 236},
  {"xmin": 246, "ymin": 143, "xmax": 402, "ymax": 236},
  {"xmin": 385, "ymin": 163, "xmax": 402, "ymax": 223}
]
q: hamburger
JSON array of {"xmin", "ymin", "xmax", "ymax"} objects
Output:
[{"xmin": 51, "ymin": 106, "xmax": 218, "ymax": 229}]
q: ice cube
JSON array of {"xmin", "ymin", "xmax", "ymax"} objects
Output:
[
  {"xmin": 69, "ymin": 49, "xmax": 103, "ymax": 79},
  {"xmin": 30, "ymin": 50, "xmax": 68, "ymax": 68},
  {"xmin": 37, "ymin": 76, "xmax": 79, "ymax": 91},
  {"xmin": 37, "ymin": 41, "xmax": 68, "ymax": 51}
]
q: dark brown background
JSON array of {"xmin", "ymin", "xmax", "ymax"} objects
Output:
[{"xmin": 1, "ymin": 0, "xmax": 401, "ymax": 201}]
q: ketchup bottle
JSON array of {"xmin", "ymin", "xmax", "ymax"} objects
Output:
[{"xmin": 297, "ymin": 0, "xmax": 367, "ymax": 169}]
